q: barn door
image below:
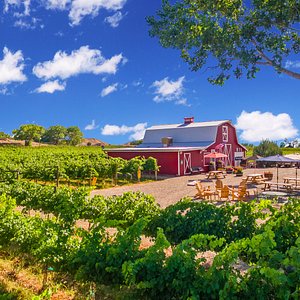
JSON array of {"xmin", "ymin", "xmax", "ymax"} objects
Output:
[
  {"xmin": 184, "ymin": 153, "xmax": 191, "ymax": 175},
  {"xmin": 223, "ymin": 144, "xmax": 232, "ymax": 166}
]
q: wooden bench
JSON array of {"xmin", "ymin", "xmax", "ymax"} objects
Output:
[
  {"xmin": 190, "ymin": 166, "xmax": 204, "ymax": 174},
  {"xmin": 263, "ymin": 182, "xmax": 293, "ymax": 192}
]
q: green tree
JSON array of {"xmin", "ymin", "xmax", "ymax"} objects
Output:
[
  {"xmin": 147, "ymin": 0, "xmax": 300, "ymax": 85},
  {"xmin": 12, "ymin": 124, "xmax": 45, "ymax": 146},
  {"xmin": 65, "ymin": 126, "xmax": 83, "ymax": 146},
  {"xmin": 42, "ymin": 125, "xmax": 67, "ymax": 145},
  {"xmin": 0, "ymin": 131, "xmax": 10, "ymax": 139},
  {"xmin": 253, "ymin": 140, "xmax": 282, "ymax": 157}
]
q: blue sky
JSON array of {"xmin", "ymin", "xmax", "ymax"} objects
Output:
[{"xmin": 0, "ymin": 0, "xmax": 299, "ymax": 144}]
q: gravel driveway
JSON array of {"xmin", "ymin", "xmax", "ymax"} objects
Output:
[{"xmin": 91, "ymin": 167, "xmax": 299, "ymax": 208}]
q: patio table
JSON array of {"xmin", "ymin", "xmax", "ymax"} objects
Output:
[
  {"xmin": 245, "ymin": 174, "xmax": 265, "ymax": 184},
  {"xmin": 206, "ymin": 170, "xmax": 226, "ymax": 179}
]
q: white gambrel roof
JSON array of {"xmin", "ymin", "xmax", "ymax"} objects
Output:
[
  {"xmin": 138, "ymin": 120, "xmax": 230, "ymax": 148},
  {"xmin": 147, "ymin": 120, "xmax": 229, "ymax": 130}
]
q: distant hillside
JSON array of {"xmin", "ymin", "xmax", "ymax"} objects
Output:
[
  {"xmin": 0, "ymin": 138, "xmax": 48, "ymax": 147},
  {"xmin": 80, "ymin": 138, "xmax": 108, "ymax": 147},
  {"xmin": 0, "ymin": 137, "xmax": 108, "ymax": 147}
]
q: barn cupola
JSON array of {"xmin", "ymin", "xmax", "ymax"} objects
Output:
[{"xmin": 184, "ymin": 117, "xmax": 194, "ymax": 124}]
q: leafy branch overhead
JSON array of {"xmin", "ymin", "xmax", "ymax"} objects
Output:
[{"xmin": 147, "ymin": 0, "xmax": 300, "ymax": 85}]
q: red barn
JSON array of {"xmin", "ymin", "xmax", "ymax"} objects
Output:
[{"xmin": 106, "ymin": 118, "xmax": 246, "ymax": 176}]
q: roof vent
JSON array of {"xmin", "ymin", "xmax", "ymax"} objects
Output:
[
  {"xmin": 184, "ymin": 117, "xmax": 194, "ymax": 124},
  {"xmin": 161, "ymin": 137, "xmax": 173, "ymax": 147}
]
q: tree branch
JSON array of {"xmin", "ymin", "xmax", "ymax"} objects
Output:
[{"xmin": 252, "ymin": 40, "xmax": 300, "ymax": 80}]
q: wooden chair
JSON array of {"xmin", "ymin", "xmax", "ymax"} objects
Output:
[
  {"xmin": 231, "ymin": 186, "xmax": 250, "ymax": 201},
  {"xmin": 194, "ymin": 182, "xmax": 217, "ymax": 200},
  {"xmin": 215, "ymin": 179, "xmax": 224, "ymax": 191},
  {"xmin": 239, "ymin": 179, "xmax": 247, "ymax": 188},
  {"xmin": 194, "ymin": 182, "xmax": 209, "ymax": 199},
  {"xmin": 217, "ymin": 185, "xmax": 230, "ymax": 201}
]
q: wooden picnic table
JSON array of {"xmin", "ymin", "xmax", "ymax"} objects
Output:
[
  {"xmin": 245, "ymin": 173, "xmax": 266, "ymax": 184},
  {"xmin": 283, "ymin": 177, "xmax": 300, "ymax": 185},
  {"xmin": 263, "ymin": 182, "xmax": 293, "ymax": 192},
  {"xmin": 206, "ymin": 170, "xmax": 226, "ymax": 179}
]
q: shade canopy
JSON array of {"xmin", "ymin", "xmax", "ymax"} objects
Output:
[
  {"xmin": 256, "ymin": 154, "xmax": 297, "ymax": 163},
  {"xmin": 204, "ymin": 152, "xmax": 228, "ymax": 159}
]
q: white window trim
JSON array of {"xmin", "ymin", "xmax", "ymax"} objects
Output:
[{"xmin": 222, "ymin": 126, "xmax": 228, "ymax": 142}]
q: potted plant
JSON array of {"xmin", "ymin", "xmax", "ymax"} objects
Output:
[
  {"xmin": 225, "ymin": 166, "xmax": 234, "ymax": 174},
  {"xmin": 209, "ymin": 161, "xmax": 215, "ymax": 171},
  {"xmin": 234, "ymin": 167, "xmax": 243, "ymax": 177}
]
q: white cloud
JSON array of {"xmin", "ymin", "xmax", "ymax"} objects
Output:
[
  {"xmin": 34, "ymin": 80, "xmax": 66, "ymax": 94},
  {"xmin": 4, "ymin": 0, "xmax": 127, "ymax": 28},
  {"xmin": 45, "ymin": 0, "xmax": 70, "ymax": 10},
  {"xmin": 175, "ymin": 98, "xmax": 190, "ymax": 106},
  {"xmin": 14, "ymin": 17, "xmax": 42, "ymax": 30},
  {"xmin": 4, "ymin": 0, "xmax": 31, "ymax": 16},
  {"xmin": 285, "ymin": 60, "xmax": 300, "ymax": 69},
  {"xmin": 85, "ymin": 120, "xmax": 98, "ymax": 130},
  {"xmin": 33, "ymin": 46, "xmax": 125, "ymax": 80},
  {"xmin": 101, "ymin": 83, "xmax": 118, "ymax": 97},
  {"xmin": 0, "ymin": 47, "xmax": 27, "ymax": 85},
  {"xmin": 235, "ymin": 111, "xmax": 298, "ymax": 142},
  {"xmin": 101, "ymin": 123, "xmax": 147, "ymax": 140},
  {"xmin": 132, "ymin": 79, "xmax": 143, "ymax": 87},
  {"xmin": 0, "ymin": 87, "xmax": 9, "ymax": 95},
  {"xmin": 69, "ymin": 0, "xmax": 127, "ymax": 26},
  {"xmin": 105, "ymin": 11, "xmax": 125, "ymax": 28},
  {"xmin": 152, "ymin": 76, "xmax": 188, "ymax": 105}
]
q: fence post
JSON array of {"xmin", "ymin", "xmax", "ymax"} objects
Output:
[
  {"xmin": 56, "ymin": 166, "xmax": 59, "ymax": 188},
  {"xmin": 89, "ymin": 168, "xmax": 92, "ymax": 186}
]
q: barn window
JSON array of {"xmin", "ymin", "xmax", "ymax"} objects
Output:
[{"xmin": 222, "ymin": 126, "xmax": 228, "ymax": 142}]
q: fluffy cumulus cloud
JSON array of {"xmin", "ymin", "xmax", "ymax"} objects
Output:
[
  {"xmin": 33, "ymin": 46, "xmax": 125, "ymax": 80},
  {"xmin": 85, "ymin": 120, "xmax": 98, "ymax": 130},
  {"xmin": 34, "ymin": 80, "xmax": 66, "ymax": 94},
  {"xmin": 105, "ymin": 11, "xmax": 125, "ymax": 28},
  {"xmin": 101, "ymin": 83, "xmax": 118, "ymax": 97},
  {"xmin": 235, "ymin": 111, "xmax": 299, "ymax": 142},
  {"xmin": 69, "ymin": 0, "xmax": 127, "ymax": 26},
  {"xmin": 101, "ymin": 123, "xmax": 147, "ymax": 140},
  {"xmin": 0, "ymin": 47, "xmax": 27, "ymax": 85},
  {"xmin": 151, "ymin": 76, "xmax": 188, "ymax": 105}
]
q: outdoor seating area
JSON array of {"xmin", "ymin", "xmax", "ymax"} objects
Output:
[
  {"xmin": 192, "ymin": 164, "xmax": 300, "ymax": 202},
  {"xmin": 193, "ymin": 177, "xmax": 253, "ymax": 202}
]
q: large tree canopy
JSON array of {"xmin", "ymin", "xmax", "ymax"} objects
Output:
[
  {"xmin": 147, "ymin": 0, "xmax": 300, "ymax": 85},
  {"xmin": 42, "ymin": 125, "xmax": 67, "ymax": 145},
  {"xmin": 13, "ymin": 124, "xmax": 45, "ymax": 145}
]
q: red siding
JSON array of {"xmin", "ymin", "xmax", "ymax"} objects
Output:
[
  {"xmin": 107, "ymin": 149, "xmax": 208, "ymax": 176},
  {"xmin": 107, "ymin": 151, "xmax": 179, "ymax": 175}
]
